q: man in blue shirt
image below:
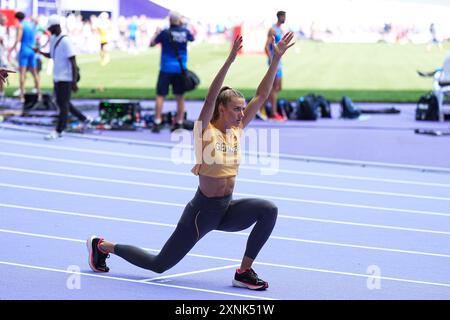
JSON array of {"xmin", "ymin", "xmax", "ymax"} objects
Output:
[
  {"xmin": 150, "ymin": 12, "xmax": 194, "ymax": 133},
  {"xmin": 8, "ymin": 11, "xmax": 40, "ymax": 102}
]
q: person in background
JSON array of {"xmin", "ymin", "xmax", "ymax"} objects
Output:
[
  {"xmin": 149, "ymin": 12, "xmax": 194, "ymax": 133},
  {"xmin": 0, "ymin": 13, "xmax": 8, "ymax": 101},
  {"xmin": 8, "ymin": 11, "xmax": 40, "ymax": 102},
  {"xmin": 34, "ymin": 15, "xmax": 90, "ymax": 140},
  {"xmin": 262, "ymin": 10, "xmax": 287, "ymax": 121},
  {"xmin": 97, "ymin": 12, "xmax": 112, "ymax": 66}
]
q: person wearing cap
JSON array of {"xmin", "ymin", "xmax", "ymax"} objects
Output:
[
  {"xmin": 149, "ymin": 12, "xmax": 195, "ymax": 133},
  {"xmin": 34, "ymin": 15, "xmax": 89, "ymax": 140},
  {"xmin": 8, "ymin": 11, "xmax": 40, "ymax": 102}
]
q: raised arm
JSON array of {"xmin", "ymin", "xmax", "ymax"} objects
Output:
[
  {"xmin": 242, "ymin": 32, "xmax": 295, "ymax": 128},
  {"xmin": 197, "ymin": 35, "xmax": 243, "ymax": 131},
  {"xmin": 149, "ymin": 27, "xmax": 162, "ymax": 47}
]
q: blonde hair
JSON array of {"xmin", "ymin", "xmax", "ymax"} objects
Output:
[{"xmin": 212, "ymin": 87, "xmax": 245, "ymax": 122}]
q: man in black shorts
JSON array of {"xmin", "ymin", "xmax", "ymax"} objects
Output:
[{"xmin": 150, "ymin": 12, "xmax": 194, "ymax": 133}]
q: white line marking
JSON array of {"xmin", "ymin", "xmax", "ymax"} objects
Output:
[
  {"xmin": 0, "ymin": 152, "xmax": 193, "ymax": 177},
  {"xmin": 2, "ymin": 124, "xmax": 450, "ymax": 173},
  {"xmin": 2, "ymin": 166, "xmax": 450, "ymax": 203},
  {"xmin": 0, "ymin": 183, "xmax": 185, "ymax": 207},
  {"xmin": 0, "ymin": 261, "xmax": 274, "ymax": 300},
  {"xmin": 1, "ymin": 182, "xmax": 450, "ymax": 220},
  {"xmin": 277, "ymin": 214, "xmax": 450, "ymax": 235},
  {"xmin": 2, "ymin": 164, "xmax": 449, "ymax": 202},
  {"xmin": 3, "ymin": 202, "xmax": 450, "ymax": 240},
  {"xmin": 140, "ymin": 264, "xmax": 240, "ymax": 282},
  {"xmin": 1, "ymin": 140, "xmax": 449, "ymax": 187},
  {"xmin": 1, "ymin": 202, "xmax": 450, "ymax": 258},
  {"xmin": 1, "ymin": 229, "xmax": 450, "ymax": 289}
]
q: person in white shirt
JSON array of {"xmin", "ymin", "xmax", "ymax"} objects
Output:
[{"xmin": 34, "ymin": 14, "xmax": 89, "ymax": 139}]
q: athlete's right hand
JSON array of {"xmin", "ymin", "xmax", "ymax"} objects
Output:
[{"xmin": 227, "ymin": 35, "xmax": 243, "ymax": 63}]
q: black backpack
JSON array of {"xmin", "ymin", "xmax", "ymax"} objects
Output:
[
  {"xmin": 296, "ymin": 94, "xmax": 320, "ymax": 120},
  {"xmin": 277, "ymin": 99, "xmax": 294, "ymax": 119},
  {"xmin": 416, "ymin": 92, "xmax": 439, "ymax": 121},
  {"xmin": 316, "ymin": 95, "xmax": 332, "ymax": 118},
  {"xmin": 341, "ymin": 96, "xmax": 361, "ymax": 119}
]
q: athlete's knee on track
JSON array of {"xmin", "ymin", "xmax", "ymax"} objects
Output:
[{"xmin": 152, "ymin": 264, "xmax": 167, "ymax": 274}]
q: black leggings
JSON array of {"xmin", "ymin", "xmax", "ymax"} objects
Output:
[{"xmin": 114, "ymin": 188, "xmax": 278, "ymax": 274}]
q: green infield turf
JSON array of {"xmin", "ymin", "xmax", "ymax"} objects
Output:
[{"xmin": 5, "ymin": 40, "xmax": 449, "ymax": 102}]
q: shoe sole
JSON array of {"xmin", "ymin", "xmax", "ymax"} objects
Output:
[
  {"xmin": 86, "ymin": 235, "xmax": 107, "ymax": 272},
  {"xmin": 232, "ymin": 279, "xmax": 267, "ymax": 291}
]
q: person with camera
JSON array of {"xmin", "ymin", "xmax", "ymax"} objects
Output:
[{"xmin": 149, "ymin": 12, "xmax": 195, "ymax": 133}]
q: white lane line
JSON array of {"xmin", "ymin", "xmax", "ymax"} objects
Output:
[
  {"xmin": 2, "ymin": 163, "xmax": 450, "ymax": 202},
  {"xmin": 0, "ymin": 140, "xmax": 448, "ymax": 188},
  {"xmin": 1, "ymin": 229, "xmax": 450, "ymax": 289},
  {"xmin": 1, "ymin": 202, "xmax": 450, "ymax": 258},
  {"xmin": 0, "ymin": 152, "xmax": 193, "ymax": 177},
  {"xmin": 0, "ymin": 183, "xmax": 185, "ymax": 207},
  {"xmin": 1, "ymin": 183, "xmax": 450, "ymax": 220},
  {"xmin": 2, "ymin": 166, "xmax": 450, "ymax": 202},
  {"xmin": 0, "ymin": 261, "xmax": 274, "ymax": 300},
  {"xmin": 278, "ymin": 214, "xmax": 450, "ymax": 235},
  {"xmin": 3, "ymin": 202, "xmax": 450, "ymax": 240},
  {"xmin": 2, "ymin": 124, "xmax": 450, "ymax": 174},
  {"xmin": 140, "ymin": 264, "xmax": 240, "ymax": 282}
]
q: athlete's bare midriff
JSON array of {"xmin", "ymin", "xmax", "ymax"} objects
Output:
[{"xmin": 198, "ymin": 174, "xmax": 236, "ymax": 197}]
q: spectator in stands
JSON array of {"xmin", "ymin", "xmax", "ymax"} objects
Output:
[{"xmin": 97, "ymin": 12, "xmax": 112, "ymax": 66}]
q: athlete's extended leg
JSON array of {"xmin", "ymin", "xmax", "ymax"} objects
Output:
[{"xmin": 88, "ymin": 189, "xmax": 231, "ymax": 274}]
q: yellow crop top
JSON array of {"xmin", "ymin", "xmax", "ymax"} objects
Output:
[{"xmin": 191, "ymin": 121, "xmax": 242, "ymax": 178}]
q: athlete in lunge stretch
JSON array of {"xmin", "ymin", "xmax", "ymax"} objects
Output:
[{"xmin": 87, "ymin": 32, "xmax": 295, "ymax": 290}]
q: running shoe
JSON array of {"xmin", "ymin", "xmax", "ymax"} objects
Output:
[
  {"xmin": 151, "ymin": 122, "xmax": 162, "ymax": 133},
  {"xmin": 44, "ymin": 130, "xmax": 63, "ymax": 140},
  {"xmin": 86, "ymin": 235, "xmax": 110, "ymax": 272},
  {"xmin": 232, "ymin": 268, "xmax": 268, "ymax": 290},
  {"xmin": 270, "ymin": 112, "xmax": 285, "ymax": 122}
]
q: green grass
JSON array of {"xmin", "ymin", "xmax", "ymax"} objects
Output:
[{"xmin": 5, "ymin": 41, "xmax": 450, "ymax": 102}]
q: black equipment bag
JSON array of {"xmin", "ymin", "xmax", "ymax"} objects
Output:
[
  {"xmin": 168, "ymin": 30, "xmax": 199, "ymax": 92},
  {"xmin": 415, "ymin": 92, "xmax": 439, "ymax": 121},
  {"xmin": 296, "ymin": 94, "xmax": 320, "ymax": 120},
  {"xmin": 316, "ymin": 95, "xmax": 332, "ymax": 118},
  {"xmin": 341, "ymin": 96, "xmax": 361, "ymax": 119}
]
